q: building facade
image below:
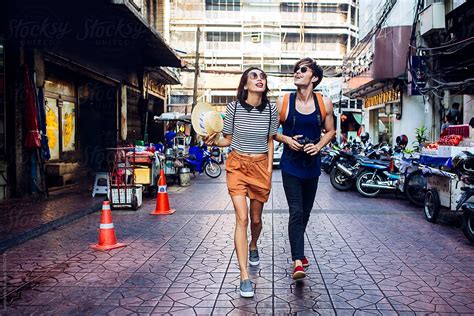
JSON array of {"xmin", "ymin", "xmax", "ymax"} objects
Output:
[
  {"xmin": 166, "ymin": 0, "xmax": 359, "ymax": 113},
  {"xmin": 344, "ymin": 0, "xmax": 427, "ymax": 147},
  {"xmin": 346, "ymin": 0, "xmax": 474, "ymax": 147},
  {"xmin": 414, "ymin": 0, "xmax": 474, "ymax": 136},
  {"xmin": 0, "ymin": 0, "xmax": 181, "ymax": 199}
]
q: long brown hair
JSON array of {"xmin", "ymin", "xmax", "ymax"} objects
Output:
[{"xmin": 237, "ymin": 67, "xmax": 270, "ymax": 105}]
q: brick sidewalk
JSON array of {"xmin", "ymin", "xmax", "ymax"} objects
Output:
[
  {"xmin": 0, "ymin": 185, "xmax": 104, "ymax": 253},
  {"xmin": 2, "ymin": 171, "xmax": 474, "ymax": 314}
]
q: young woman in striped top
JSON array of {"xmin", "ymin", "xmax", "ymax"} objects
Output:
[{"xmin": 206, "ymin": 67, "xmax": 279, "ymax": 298}]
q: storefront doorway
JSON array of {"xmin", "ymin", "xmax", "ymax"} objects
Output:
[{"xmin": 78, "ymin": 79, "xmax": 117, "ymax": 172}]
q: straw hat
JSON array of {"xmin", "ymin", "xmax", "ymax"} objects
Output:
[{"xmin": 191, "ymin": 101, "xmax": 224, "ymax": 136}]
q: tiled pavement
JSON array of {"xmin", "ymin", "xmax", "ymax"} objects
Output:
[
  {"xmin": 2, "ymin": 171, "xmax": 474, "ymax": 315},
  {"xmin": 0, "ymin": 185, "xmax": 103, "ymax": 252}
]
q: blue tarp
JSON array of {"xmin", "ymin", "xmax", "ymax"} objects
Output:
[{"xmin": 420, "ymin": 155, "xmax": 452, "ymax": 168}]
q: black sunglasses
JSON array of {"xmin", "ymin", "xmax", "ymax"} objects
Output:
[
  {"xmin": 248, "ymin": 71, "xmax": 267, "ymax": 80},
  {"xmin": 294, "ymin": 66, "xmax": 309, "ymax": 74}
]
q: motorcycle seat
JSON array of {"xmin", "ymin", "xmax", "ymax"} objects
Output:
[{"xmin": 359, "ymin": 157, "xmax": 390, "ymax": 166}]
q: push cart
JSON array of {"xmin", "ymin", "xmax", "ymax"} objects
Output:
[
  {"xmin": 127, "ymin": 150, "xmax": 164, "ymax": 196},
  {"xmin": 420, "ymin": 147, "xmax": 473, "ymax": 222},
  {"xmin": 107, "ymin": 147, "xmax": 143, "ymax": 211},
  {"xmin": 422, "ymin": 166, "xmax": 461, "ymax": 222},
  {"xmin": 422, "ymin": 163, "xmax": 474, "ymax": 242}
]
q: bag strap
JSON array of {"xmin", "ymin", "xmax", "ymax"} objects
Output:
[
  {"xmin": 281, "ymin": 92, "xmax": 326, "ymax": 123},
  {"xmin": 279, "ymin": 93, "xmax": 290, "ymax": 123},
  {"xmin": 315, "ymin": 92, "xmax": 326, "ymax": 122}
]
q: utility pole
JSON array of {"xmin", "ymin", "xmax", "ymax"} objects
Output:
[
  {"xmin": 190, "ymin": 26, "xmax": 201, "ymax": 116},
  {"xmin": 190, "ymin": 26, "xmax": 201, "ymax": 144}
]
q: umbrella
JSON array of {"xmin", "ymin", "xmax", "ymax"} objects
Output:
[{"xmin": 23, "ymin": 65, "xmax": 41, "ymax": 149}]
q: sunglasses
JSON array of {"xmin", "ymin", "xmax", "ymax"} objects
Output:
[
  {"xmin": 294, "ymin": 66, "xmax": 310, "ymax": 74},
  {"xmin": 248, "ymin": 71, "xmax": 267, "ymax": 80}
]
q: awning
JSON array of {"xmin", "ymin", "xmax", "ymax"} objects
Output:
[
  {"xmin": 148, "ymin": 67, "xmax": 180, "ymax": 85},
  {"xmin": 154, "ymin": 112, "xmax": 191, "ymax": 123},
  {"xmin": 352, "ymin": 113, "xmax": 363, "ymax": 125},
  {"xmin": 4, "ymin": 0, "xmax": 182, "ymax": 72},
  {"xmin": 110, "ymin": 0, "xmax": 181, "ymax": 68}
]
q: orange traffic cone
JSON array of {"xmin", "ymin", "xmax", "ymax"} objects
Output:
[
  {"xmin": 90, "ymin": 201, "xmax": 126, "ymax": 251},
  {"xmin": 151, "ymin": 169, "xmax": 176, "ymax": 215}
]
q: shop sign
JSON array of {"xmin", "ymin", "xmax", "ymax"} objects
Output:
[{"xmin": 364, "ymin": 89, "xmax": 400, "ymax": 109}]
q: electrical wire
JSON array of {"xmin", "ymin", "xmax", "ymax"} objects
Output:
[{"xmin": 410, "ymin": 36, "xmax": 474, "ymax": 51}]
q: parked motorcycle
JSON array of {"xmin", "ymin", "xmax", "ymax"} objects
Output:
[
  {"xmin": 328, "ymin": 141, "xmax": 382, "ymax": 191},
  {"xmin": 355, "ymin": 157, "xmax": 394, "ymax": 198},
  {"xmin": 184, "ymin": 145, "xmax": 222, "ymax": 178},
  {"xmin": 399, "ymin": 159, "xmax": 427, "ymax": 206},
  {"xmin": 329, "ymin": 150, "xmax": 361, "ymax": 191},
  {"xmin": 455, "ymin": 154, "xmax": 474, "ymax": 243}
]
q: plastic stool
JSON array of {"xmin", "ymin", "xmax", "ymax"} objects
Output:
[{"xmin": 92, "ymin": 172, "xmax": 108, "ymax": 197}]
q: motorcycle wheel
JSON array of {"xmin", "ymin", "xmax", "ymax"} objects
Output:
[
  {"xmin": 356, "ymin": 170, "xmax": 382, "ymax": 198},
  {"xmin": 330, "ymin": 166, "xmax": 353, "ymax": 191},
  {"xmin": 404, "ymin": 169, "xmax": 427, "ymax": 207},
  {"xmin": 462, "ymin": 211, "xmax": 474, "ymax": 243},
  {"xmin": 424, "ymin": 189, "xmax": 440, "ymax": 223},
  {"xmin": 204, "ymin": 161, "xmax": 222, "ymax": 178}
]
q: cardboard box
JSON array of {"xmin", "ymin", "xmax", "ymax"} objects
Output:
[
  {"xmin": 134, "ymin": 167, "xmax": 151, "ymax": 184},
  {"xmin": 437, "ymin": 146, "xmax": 473, "ymax": 158}
]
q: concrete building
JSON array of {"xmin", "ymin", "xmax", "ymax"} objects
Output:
[
  {"xmin": 166, "ymin": 0, "xmax": 359, "ymax": 113},
  {"xmin": 346, "ymin": 0, "xmax": 473, "ymax": 147},
  {"xmin": 0, "ymin": 0, "xmax": 181, "ymax": 199},
  {"xmin": 344, "ymin": 0, "xmax": 427, "ymax": 147},
  {"xmin": 414, "ymin": 0, "xmax": 474, "ymax": 137}
]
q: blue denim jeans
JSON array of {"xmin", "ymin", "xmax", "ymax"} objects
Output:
[{"xmin": 282, "ymin": 171, "xmax": 319, "ymax": 261}]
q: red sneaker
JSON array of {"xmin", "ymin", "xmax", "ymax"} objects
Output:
[
  {"xmin": 292, "ymin": 265, "xmax": 306, "ymax": 280},
  {"xmin": 301, "ymin": 257, "xmax": 310, "ymax": 268}
]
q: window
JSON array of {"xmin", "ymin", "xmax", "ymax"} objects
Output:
[
  {"xmin": 320, "ymin": 3, "xmax": 338, "ymax": 12},
  {"xmin": 281, "ymin": 33, "xmax": 300, "ymax": 43},
  {"xmin": 281, "ymin": 65, "xmax": 294, "ymax": 74},
  {"xmin": 206, "ymin": 0, "xmax": 240, "ymax": 11},
  {"xmin": 280, "ymin": 2, "xmax": 299, "ymax": 12},
  {"xmin": 44, "ymin": 76, "xmax": 76, "ymax": 160},
  {"xmin": 320, "ymin": 34, "xmax": 337, "ymax": 43},
  {"xmin": 304, "ymin": 34, "xmax": 318, "ymax": 43},
  {"xmin": 206, "ymin": 32, "xmax": 241, "ymax": 42},
  {"xmin": 169, "ymin": 95, "xmax": 192, "ymax": 105},
  {"xmin": 211, "ymin": 95, "xmax": 234, "ymax": 105},
  {"xmin": 303, "ymin": 3, "xmax": 339, "ymax": 12},
  {"xmin": 304, "ymin": 3, "xmax": 318, "ymax": 12}
]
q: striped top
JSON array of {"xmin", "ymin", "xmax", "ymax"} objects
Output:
[{"xmin": 223, "ymin": 101, "xmax": 279, "ymax": 154}]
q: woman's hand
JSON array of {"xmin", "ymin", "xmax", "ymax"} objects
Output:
[
  {"xmin": 205, "ymin": 133, "xmax": 220, "ymax": 146},
  {"xmin": 303, "ymin": 143, "xmax": 321, "ymax": 156},
  {"xmin": 287, "ymin": 135, "xmax": 304, "ymax": 151}
]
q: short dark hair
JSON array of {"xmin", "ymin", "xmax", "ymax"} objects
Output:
[
  {"xmin": 452, "ymin": 102, "xmax": 460, "ymax": 109},
  {"xmin": 237, "ymin": 67, "xmax": 270, "ymax": 105},
  {"xmin": 293, "ymin": 57, "xmax": 324, "ymax": 89}
]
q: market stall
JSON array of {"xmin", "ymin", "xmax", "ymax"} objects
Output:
[{"xmin": 419, "ymin": 124, "xmax": 474, "ymax": 239}]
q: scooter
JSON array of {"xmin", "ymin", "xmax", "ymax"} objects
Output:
[
  {"xmin": 184, "ymin": 145, "xmax": 222, "ymax": 178},
  {"xmin": 457, "ymin": 176, "xmax": 474, "ymax": 243},
  {"xmin": 355, "ymin": 157, "xmax": 395, "ymax": 198}
]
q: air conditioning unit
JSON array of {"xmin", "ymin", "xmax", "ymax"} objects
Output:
[
  {"xmin": 419, "ymin": 2, "xmax": 446, "ymax": 36},
  {"xmin": 251, "ymin": 33, "xmax": 261, "ymax": 43}
]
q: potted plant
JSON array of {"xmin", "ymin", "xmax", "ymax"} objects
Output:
[{"xmin": 414, "ymin": 126, "xmax": 429, "ymax": 151}]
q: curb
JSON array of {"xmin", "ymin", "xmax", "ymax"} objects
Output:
[{"xmin": 0, "ymin": 202, "xmax": 103, "ymax": 253}]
